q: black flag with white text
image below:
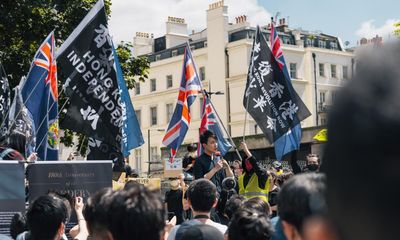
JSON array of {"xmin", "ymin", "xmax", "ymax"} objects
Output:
[
  {"xmin": 57, "ymin": 0, "xmax": 122, "ymax": 151},
  {"xmin": 243, "ymin": 26, "xmax": 311, "ymax": 143}
]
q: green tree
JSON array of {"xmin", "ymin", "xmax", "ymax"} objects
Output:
[{"xmin": 0, "ymin": 0, "xmax": 149, "ymax": 156}]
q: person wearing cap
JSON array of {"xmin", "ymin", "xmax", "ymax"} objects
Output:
[
  {"xmin": 238, "ymin": 141, "xmax": 271, "ymax": 203},
  {"xmin": 165, "ymin": 179, "xmax": 185, "ymax": 224},
  {"xmin": 272, "ymin": 161, "xmax": 283, "ymax": 176}
]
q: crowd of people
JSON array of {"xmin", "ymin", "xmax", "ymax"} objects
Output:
[{"xmin": 1, "ymin": 42, "xmax": 399, "ymax": 240}]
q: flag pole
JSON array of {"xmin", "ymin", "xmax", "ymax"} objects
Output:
[{"xmin": 203, "ymin": 90, "xmax": 242, "ymax": 161}]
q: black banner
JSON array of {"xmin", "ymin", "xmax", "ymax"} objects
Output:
[
  {"xmin": 87, "ymin": 137, "xmax": 124, "ymax": 166},
  {"xmin": 57, "ymin": 0, "xmax": 122, "ymax": 150},
  {"xmin": 0, "ymin": 64, "xmax": 10, "ymax": 137},
  {"xmin": 0, "ymin": 162, "xmax": 25, "ymax": 236},
  {"xmin": 243, "ymin": 26, "xmax": 311, "ymax": 142},
  {"xmin": 26, "ymin": 161, "xmax": 112, "ymax": 202}
]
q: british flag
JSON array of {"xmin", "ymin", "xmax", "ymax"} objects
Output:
[
  {"xmin": 197, "ymin": 96, "xmax": 231, "ymax": 156},
  {"xmin": 162, "ymin": 43, "xmax": 203, "ymax": 161},
  {"xmin": 270, "ymin": 21, "xmax": 291, "ymax": 81},
  {"xmin": 21, "ymin": 31, "xmax": 58, "ymax": 160}
]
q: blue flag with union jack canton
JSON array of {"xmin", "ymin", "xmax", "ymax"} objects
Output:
[
  {"xmin": 21, "ymin": 32, "xmax": 58, "ymax": 160},
  {"xmin": 270, "ymin": 21, "xmax": 307, "ymax": 160},
  {"xmin": 197, "ymin": 96, "xmax": 232, "ymax": 157},
  {"xmin": 162, "ymin": 43, "xmax": 203, "ymax": 160}
]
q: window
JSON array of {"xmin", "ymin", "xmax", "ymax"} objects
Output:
[
  {"xmin": 330, "ymin": 42, "xmax": 338, "ymax": 50},
  {"xmin": 320, "ymin": 117, "xmax": 327, "ymax": 125},
  {"xmin": 199, "ymin": 67, "xmax": 206, "ymax": 81},
  {"xmin": 289, "ymin": 63, "xmax": 297, "ymax": 79},
  {"xmin": 319, "ymin": 63, "xmax": 325, "ymax": 77},
  {"xmin": 150, "ymin": 79, "xmax": 156, "ymax": 92},
  {"xmin": 155, "ymin": 54, "xmax": 161, "ymax": 61},
  {"xmin": 331, "ymin": 91, "xmax": 337, "ymax": 103},
  {"xmin": 134, "ymin": 149, "xmax": 142, "ymax": 173},
  {"xmin": 342, "ymin": 66, "xmax": 348, "ymax": 80},
  {"xmin": 306, "ymin": 39, "xmax": 312, "ymax": 46},
  {"xmin": 320, "ymin": 91, "xmax": 326, "ymax": 103},
  {"xmin": 135, "ymin": 82, "xmax": 140, "ymax": 95},
  {"xmin": 166, "ymin": 103, "xmax": 173, "ymax": 122},
  {"xmin": 199, "ymin": 97, "xmax": 204, "ymax": 117},
  {"xmin": 166, "ymin": 75, "xmax": 173, "ymax": 88},
  {"xmin": 150, "ymin": 106, "xmax": 157, "ymax": 126},
  {"xmin": 150, "ymin": 147, "xmax": 158, "ymax": 162},
  {"xmin": 172, "ymin": 50, "xmax": 178, "ymax": 57},
  {"xmin": 135, "ymin": 110, "xmax": 141, "ymax": 126},
  {"xmin": 319, "ymin": 40, "xmax": 326, "ymax": 48},
  {"xmin": 331, "ymin": 64, "xmax": 337, "ymax": 78},
  {"xmin": 254, "ymin": 124, "xmax": 258, "ymax": 134}
]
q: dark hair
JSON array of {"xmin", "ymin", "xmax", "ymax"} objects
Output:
[
  {"xmin": 27, "ymin": 195, "xmax": 68, "ymax": 240},
  {"xmin": 8, "ymin": 131, "xmax": 26, "ymax": 157},
  {"xmin": 111, "ymin": 186, "xmax": 165, "ymax": 240},
  {"xmin": 187, "ymin": 143, "xmax": 197, "ymax": 152},
  {"xmin": 187, "ymin": 179, "xmax": 217, "ymax": 212},
  {"xmin": 10, "ymin": 213, "xmax": 27, "ymax": 239},
  {"xmin": 228, "ymin": 208, "xmax": 274, "ymax": 240},
  {"xmin": 47, "ymin": 191, "xmax": 75, "ymax": 219},
  {"xmin": 224, "ymin": 195, "xmax": 245, "ymax": 219},
  {"xmin": 277, "ymin": 173, "xmax": 326, "ymax": 234},
  {"xmin": 83, "ymin": 188, "xmax": 114, "ymax": 237},
  {"xmin": 199, "ymin": 130, "xmax": 217, "ymax": 145},
  {"xmin": 84, "ymin": 186, "xmax": 165, "ymax": 240},
  {"xmin": 324, "ymin": 42, "xmax": 400, "ymax": 240},
  {"xmin": 242, "ymin": 197, "xmax": 271, "ymax": 215}
]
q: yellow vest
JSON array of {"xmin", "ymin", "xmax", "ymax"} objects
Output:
[{"xmin": 238, "ymin": 173, "xmax": 270, "ymax": 202}]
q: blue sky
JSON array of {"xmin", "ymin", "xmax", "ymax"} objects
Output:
[{"xmin": 260, "ymin": 0, "xmax": 399, "ymax": 46}]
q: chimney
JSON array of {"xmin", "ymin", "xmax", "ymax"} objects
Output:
[
  {"xmin": 165, "ymin": 16, "xmax": 189, "ymax": 48},
  {"xmin": 133, "ymin": 32, "xmax": 153, "ymax": 56},
  {"xmin": 234, "ymin": 14, "xmax": 249, "ymax": 27}
]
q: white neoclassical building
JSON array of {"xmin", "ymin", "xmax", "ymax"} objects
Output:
[{"xmin": 128, "ymin": 1, "xmax": 355, "ymax": 175}]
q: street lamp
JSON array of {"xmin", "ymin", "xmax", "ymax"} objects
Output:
[
  {"xmin": 312, "ymin": 52, "xmax": 318, "ymax": 126},
  {"xmin": 147, "ymin": 128, "xmax": 165, "ymax": 177}
]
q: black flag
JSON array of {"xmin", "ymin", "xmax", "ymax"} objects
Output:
[
  {"xmin": 87, "ymin": 137, "xmax": 124, "ymax": 166},
  {"xmin": 243, "ymin": 26, "xmax": 311, "ymax": 143},
  {"xmin": 0, "ymin": 63, "xmax": 10, "ymax": 137},
  {"xmin": 57, "ymin": 0, "xmax": 123, "ymax": 151}
]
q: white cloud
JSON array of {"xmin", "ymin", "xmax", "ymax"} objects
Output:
[
  {"xmin": 108, "ymin": 0, "xmax": 271, "ymax": 43},
  {"xmin": 356, "ymin": 19, "xmax": 399, "ymax": 40}
]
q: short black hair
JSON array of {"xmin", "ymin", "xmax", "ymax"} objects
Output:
[
  {"xmin": 27, "ymin": 195, "xmax": 68, "ymax": 240},
  {"xmin": 84, "ymin": 186, "xmax": 165, "ymax": 240},
  {"xmin": 324, "ymin": 42, "xmax": 400, "ymax": 240},
  {"xmin": 242, "ymin": 197, "xmax": 271, "ymax": 215},
  {"xmin": 277, "ymin": 173, "xmax": 326, "ymax": 234},
  {"xmin": 111, "ymin": 186, "xmax": 166, "ymax": 240},
  {"xmin": 187, "ymin": 179, "xmax": 217, "ymax": 212},
  {"xmin": 199, "ymin": 130, "xmax": 217, "ymax": 145},
  {"xmin": 8, "ymin": 130, "xmax": 26, "ymax": 158},
  {"xmin": 10, "ymin": 213, "xmax": 27, "ymax": 239},
  {"xmin": 224, "ymin": 195, "xmax": 245, "ymax": 219},
  {"xmin": 228, "ymin": 208, "xmax": 273, "ymax": 240}
]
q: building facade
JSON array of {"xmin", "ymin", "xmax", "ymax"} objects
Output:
[{"xmin": 129, "ymin": 1, "xmax": 355, "ymax": 175}]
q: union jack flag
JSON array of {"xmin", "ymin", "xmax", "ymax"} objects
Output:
[
  {"xmin": 162, "ymin": 43, "xmax": 203, "ymax": 161},
  {"xmin": 197, "ymin": 96, "xmax": 232, "ymax": 156},
  {"xmin": 270, "ymin": 21, "xmax": 291, "ymax": 82},
  {"xmin": 21, "ymin": 31, "xmax": 58, "ymax": 160}
]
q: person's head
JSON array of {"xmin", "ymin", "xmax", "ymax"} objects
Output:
[
  {"xmin": 181, "ymin": 224, "xmax": 224, "ymax": 240},
  {"xmin": 187, "ymin": 143, "xmax": 197, "ymax": 153},
  {"xmin": 10, "ymin": 213, "xmax": 27, "ymax": 239},
  {"xmin": 83, "ymin": 188, "xmax": 114, "ymax": 239},
  {"xmin": 232, "ymin": 160, "xmax": 241, "ymax": 169},
  {"xmin": 224, "ymin": 195, "xmax": 245, "ymax": 219},
  {"xmin": 187, "ymin": 179, "xmax": 218, "ymax": 213},
  {"xmin": 7, "ymin": 130, "xmax": 26, "ymax": 157},
  {"xmin": 305, "ymin": 154, "xmax": 320, "ymax": 172},
  {"xmin": 200, "ymin": 130, "xmax": 218, "ymax": 154},
  {"xmin": 26, "ymin": 195, "xmax": 68, "ymax": 240},
  {"xmin": 47, "ymin": 191, "xmax": 74, "ymax": 220},
  {"xmin": 242, "ymin": 197, "xmax": 271, "ymax": 216},
  {"xmin": 277, "ymin": 173, "xmax": 326, "ymax": 240},
  {"xmin": 323, "ymin": 42, "xmax": 400, "ymax": 240},
  {"xmin": 227, "ymin": 208, "xmax": 274, "ymax": 240},
  {"xmin": 272, "ymin": 160, "xmax": 282, "ymax": 171}
]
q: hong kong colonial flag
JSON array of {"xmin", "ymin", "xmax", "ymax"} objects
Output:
[
  {"xmin": 243, "ymin": 26, "xmax": 310, "ymax": 153},
  {"xmin": 21, "ymin": 32, "xmax": 58, "ymax": 160},
  {"xmin": 162, "ymin": 43, "xmax": 203, "ymax": 161}
]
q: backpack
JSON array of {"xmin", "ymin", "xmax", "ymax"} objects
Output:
[{"xmin": 0, "ymin": 148, "xmax": 17, "ymax": 160}]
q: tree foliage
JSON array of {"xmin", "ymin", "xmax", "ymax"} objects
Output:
[
  {"xmin": 394, "ymin": 22, "xmax": 400, "ymax": 38},
  {"xmin": 0, "ymin": 0, "xmax": 149, "ymax": 156}
]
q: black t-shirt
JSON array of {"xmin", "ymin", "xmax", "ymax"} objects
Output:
[
  {"xmin": 193, "ymin": 152, "xmax": 226, "ymax": 194},
  {"xmin": 182, "ymin": 155, "xmax": 195, "ymax": 174},
  {"xmin": 165, "ymin": 189, "xmax": 184, "ymax": 224}
]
